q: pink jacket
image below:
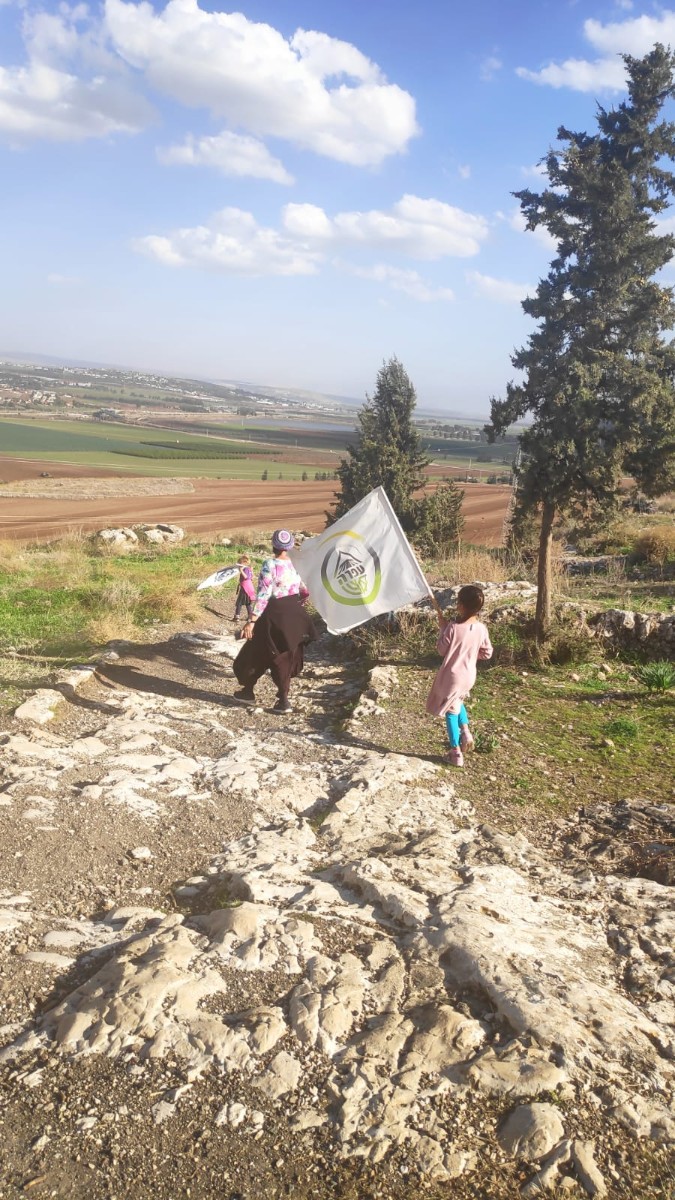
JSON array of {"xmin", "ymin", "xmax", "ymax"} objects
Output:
[
  {"xmin": 426, "ymin": 619, "xmax": 493, "ymax": 717},
  {"xmin": 238, "ymin": 566, "xmax": 256, "ymax": 601}
]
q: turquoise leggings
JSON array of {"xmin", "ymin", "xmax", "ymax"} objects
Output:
[{"xmin": 445, "ymin": 704, "xmax": 469, "ymax": 748}]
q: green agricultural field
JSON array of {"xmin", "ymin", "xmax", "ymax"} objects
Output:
[{"xmin": 0, "ymin": 418, "xmax": 320, "ymax": 480}]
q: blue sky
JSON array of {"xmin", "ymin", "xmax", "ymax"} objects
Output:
[{"xmin": 2, "ymin": 0, "xmax": 675, "ymax": 413}]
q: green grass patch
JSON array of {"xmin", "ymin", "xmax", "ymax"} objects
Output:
[
  {"xmin": 0, "ymin": 417, "xmax": 323, "ymax": 479},
  {"xmin": 348, "ymin": 643, "xmax": 674, "ymax": 825},
  {"xmin": 0, "ymin": 538, "xmax": 260, "ymax": 715},
  {"xmin": 604, "ymin": 715, "xmax": 640, "ymax": 742}
]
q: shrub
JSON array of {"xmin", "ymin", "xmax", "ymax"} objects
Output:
[
  {"xmin": 541, "ymin": 628, "xmax": 598, "ymax": 666},
  {"xmin": 637, "ymin": 661, "xmax": 675, "ymax": 692},
  {"xmin": 474, "ymin": 730, "xmax": 499, "ymax": 754},
  {"xmin": 604, "ymin": 716, "xmax": 639, "ymax": 742},
  {"xmin": 415, "ymin": 481, "xmax": 464, "ymax": 556},
  {"xmin": 634, "ymin": 527, "xmax": 675, "ymax": 566},
  {"xmin": 491, "ymin": 621, "xmax": 528, "ymax": 666}
]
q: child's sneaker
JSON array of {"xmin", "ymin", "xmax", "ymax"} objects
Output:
[
  {"xmin": 445, "ymin": 747, "xmax": 464, "ymax": 768},
  {"xmin": 460, "ymin": 726, "xmax": 474, "ymax": 752}
]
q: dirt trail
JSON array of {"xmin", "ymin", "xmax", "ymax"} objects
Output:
[
  {"xmin": 0, "ymin": 618, "xmax": 672, "ymax": 1199},
  {"xmin": 0, "ymin": 478, "xmax": 510, "ymax": 544}
]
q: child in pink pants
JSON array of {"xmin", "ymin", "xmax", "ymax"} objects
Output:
[{"xmin": 426, "ymin": 585, "xmax": 493, "ymax": 767}]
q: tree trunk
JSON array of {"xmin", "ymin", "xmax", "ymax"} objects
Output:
[{"xmin": 534, "ymin": 500, "xmax": 555, "ymax": 642}]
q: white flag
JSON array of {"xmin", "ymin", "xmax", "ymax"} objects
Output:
[
  {"xmin": 290, "ymin": 486, "xmax": 430, "ymax": 634},
  {"xmin": 197, "ymin": 566, "xmax": 239, "ymax": 591}
]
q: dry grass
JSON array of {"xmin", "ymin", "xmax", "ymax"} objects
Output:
[
  {"xmin": 635, "ymin": 526, "xmax": 675, "ymax": 566},
  {"xmin": 0, "ymin": 533, "xmax": 93, "ymax": 587},
  {"xmin": 427, "ymin": 545, "xmax": 528, "ymax": 585},
  {"xmin": 85, "ymin": 610, "xmax": 140, "ymax": 645},
  {"xmin": 0, "ymin": 534, "xmax": 247, "ymax": 659}
]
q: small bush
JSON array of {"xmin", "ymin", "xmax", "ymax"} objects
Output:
[
  {"xmin": 604, "ymin": 716, "xmax": 639, "ymax": 742},
  {"xmin": 637, "ymin": 661, "xmax": 675, "ymax": 692},
  {"xmin": 474, "ymin": 730, "xmax": 499, "ymax": 754},
  {"xmin": 542, "ymin": 628, "xmax": 598, "ymax": 666},
  {"xmin": 491, "ymin": 621, "xmax": 530, "ymax": 666},
  {"xmin": 634, "ymin": 527, "xmax": 675, "ymax": 566},
  {"xmin": 415, "ymin": 482, "xmax": 464, "ymax": 557}
]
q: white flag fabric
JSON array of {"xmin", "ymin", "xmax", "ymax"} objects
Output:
[
  {"xmin": 197, "ymin": 566, "xmax": 239, "ymax": 591},
  {"xmin": 289, "ymin": 486, "xmax": 430, "ymax": 634}
]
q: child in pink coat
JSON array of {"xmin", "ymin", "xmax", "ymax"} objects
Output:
[
  {"xmin": 233, "ymin": 554, "xmax": 255, "ymax": 623},
  {"xmin": 426, "ymin": 584, "xmax": 493, "ymax": 767}
]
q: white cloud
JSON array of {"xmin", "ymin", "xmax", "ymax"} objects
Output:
[
  {"xmin": 135, "ymin": 193, "xmax": 484, "ymax": 282},
  {"xmin": 517, "ymin": 9, "xmax": 675, "ymax": 92},
  {"xmin": 105, "ymin": 0, "xmax": 419, "ymax": 165},
  {"xmin": 480, "ymin": 55, "xmax": 502, "ymax": 82},
  {"xmin": 0, "ymin": 0, "xmax": 417, "ymax": 162},
  {"xmin": 458, "ymin": 163, "xmax": 471, "ymax": 180},
  {"xmin": 516, "ymin": 56, "xmax": 626, "ymax": 92},
  {"xmin": 0, "ymin": 61, "xmax": 153, "ymax": 140},
  {"xmin": 134, "ymin": 207, "xmax": 321, "ymax": 276},
  {"xmin": 158, "ymin": 130, "xmax": 293, "ymax": 184},
  {"xmin": 584, "ymin": 12, "xmax": 675, "ymax": 55},
  {"xmin": 47, "ymin": 273, "xmax": 82, "ymax": 285},
  {"xmin": 341, "ymin": 261, "xmax": 454, "ymax": 302},
  {"xmin": 0, "ymin": 6, "xmax": 153, "ymax": 142},
  {"xmin": 467, "ymin": 270, "xmax": 533, "ymax": 304},
  {"xmin": 282, "ymin": 195, "xmax": 489, "ymax": 259}
]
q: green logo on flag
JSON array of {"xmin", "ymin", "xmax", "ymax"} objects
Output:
[{"xmin": 320, "ymin": 531, "xmax": 382, "ymax": 606}]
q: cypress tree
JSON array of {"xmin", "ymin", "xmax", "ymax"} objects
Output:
[
  {"xmin": 487, "ymin": 46, "xmax": 675, "ymax": 638},
  {"xmin": 331, "ymin": 357, "xmax": 429, "ymax": 531}
]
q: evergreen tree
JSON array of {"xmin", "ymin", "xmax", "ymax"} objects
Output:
[
  {"xmin": 487, "ymin": 46, "xmax": 675, "ymax": 638},
  {"xmin": 331, "ymin": 357, "xmax": 429, "ymax": 531},
  {"xmin": 416, "ymin": 481, "xmax": 464, "ymax": 555}
]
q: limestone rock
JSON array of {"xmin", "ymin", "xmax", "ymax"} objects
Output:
[
  {"xmin": 93, "ymin": 527, "xmax": 138, "ymax": 551},
  {"xmin": 570, "ymin": 1140, "xmax": 606, "ymax": 1197},
  {"xmin": 256, "ymin": 1050, "xmax": 301, "ymax": 1100},
  {"xmin": 14, "ymin": 690, "xmax": 63, "ymax": 725},
  {"xmin": 1, "ymin": 637, "xmax": 674, "ymax": 1188},
  {"xmin": 128, "ymin": 847, "xmax": 153, "ymax": 862},
  {"xmin": 498, "ymin": 1103, "xmax": 565, "ymax": 1162},
  {"xmin": 590, "ymin": 607, "xmax": 675, "ymax": 658},
  {"xmin": 136, "ymin": 523, "xmax": 184, "ymax": 545}
]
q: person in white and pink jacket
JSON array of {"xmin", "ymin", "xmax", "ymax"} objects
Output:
[{"xmin": 426, "ymin": 584, "xmax": 493, "ymax": 767}]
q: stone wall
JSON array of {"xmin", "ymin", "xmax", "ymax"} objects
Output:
[{"xmin": 589, "ymin": 608, "xmax": 675, "ymax": 659}]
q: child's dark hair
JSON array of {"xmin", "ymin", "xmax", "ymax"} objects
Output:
[{"xmin": 457, "ymin": 584, "xmax": 484, "ymax": 616}]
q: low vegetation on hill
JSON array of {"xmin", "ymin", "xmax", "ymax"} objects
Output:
[{"xmin": 0, "ymin": 515, "xmax": 672, "ymax": 834}]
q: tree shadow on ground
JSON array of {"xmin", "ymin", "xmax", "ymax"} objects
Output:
[
  {"xmin": 107, "ymin": 637, "xmax": 229, "ymax": 680},
  {"xmin": 95, "ymin": 658, "xmax": 242, "ymax": 709},
  {"xmin": 53, "ymin": 679, "xmax": 122, "ymax": 716},
  {"xmin": 340, "ymin": 728, "xmax": 450, "ymax": 768},
  {"xmin": 0, "ymin": 673, "xmax": 121, "ymax": 717}
]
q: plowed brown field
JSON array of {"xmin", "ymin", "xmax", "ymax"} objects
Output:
[{"xmin": 0, "ymin": 461, "xmax": 510, "ymax": 545}]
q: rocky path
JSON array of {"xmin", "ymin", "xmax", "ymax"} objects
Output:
[{"xmin": 0, "ymin": 627, "xmax": 673, "ymax": 1199}]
